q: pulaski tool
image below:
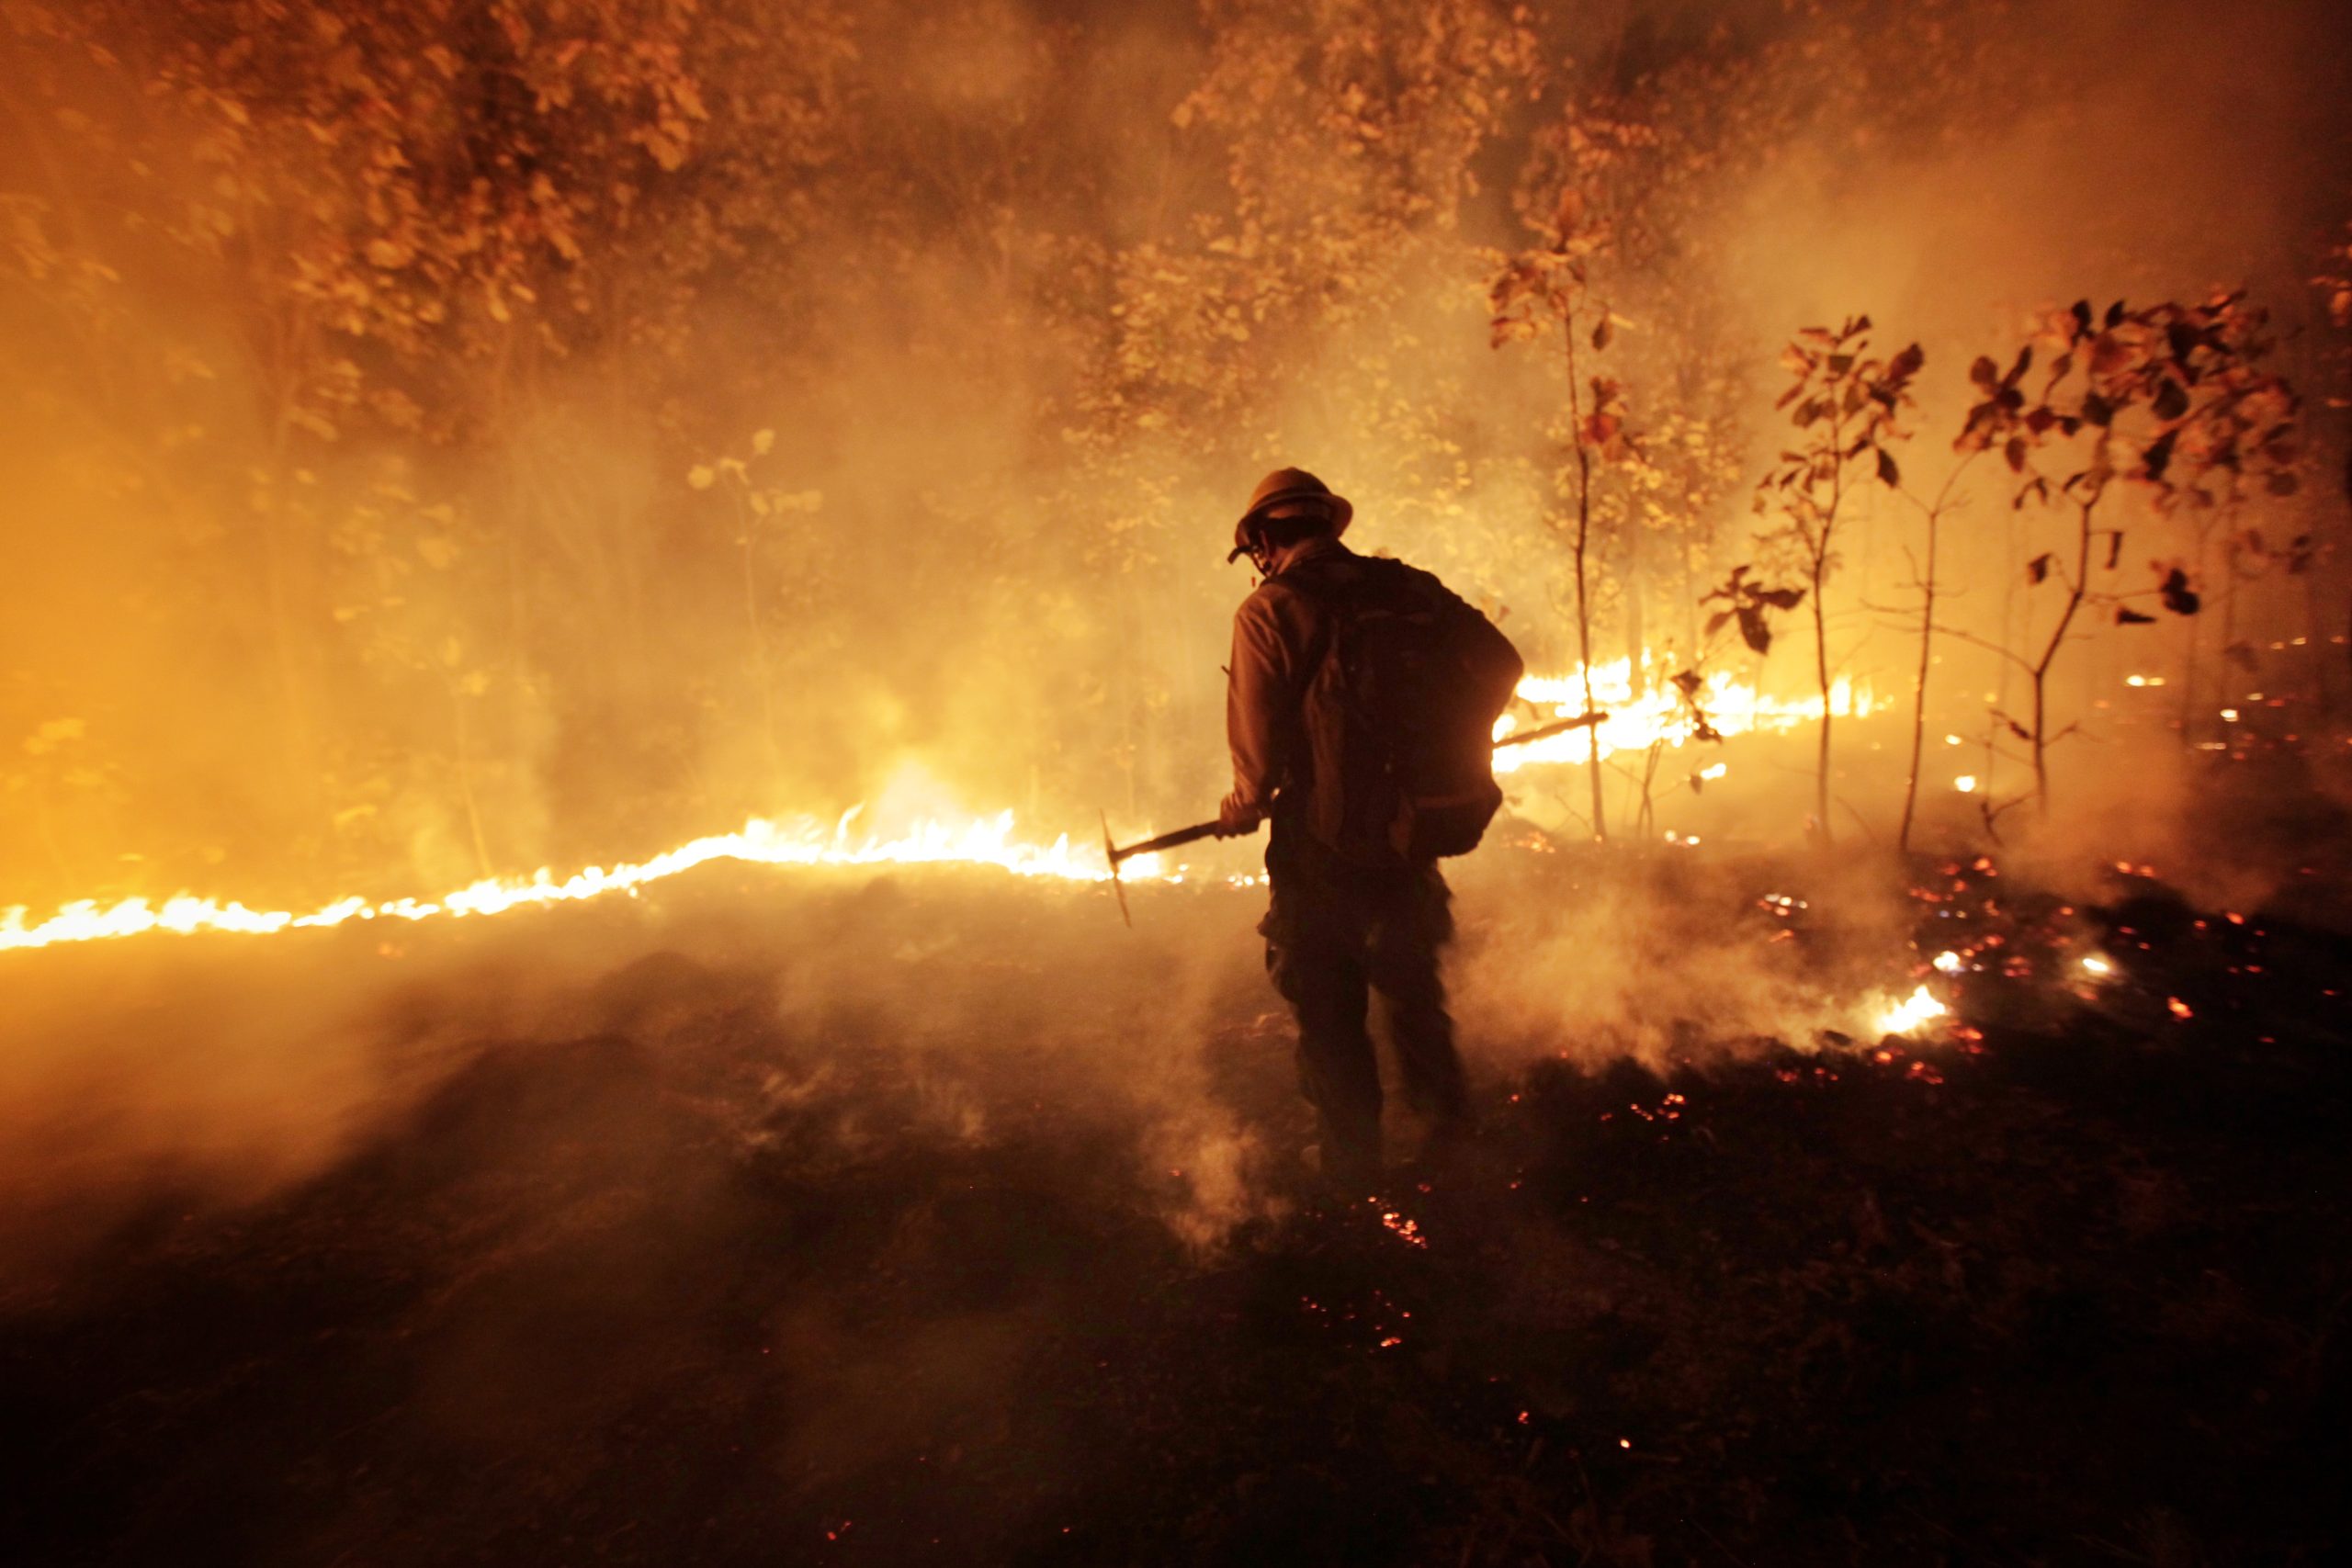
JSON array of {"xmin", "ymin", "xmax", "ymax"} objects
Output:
[{"xmin": 1101, "ymin": 709, "xmax": 1607, "ymax": 925}]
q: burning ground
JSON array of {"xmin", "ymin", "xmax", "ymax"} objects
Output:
[{"xmin": 4, "ymin": 786, "xmax": 2349, "ymax": 1567}]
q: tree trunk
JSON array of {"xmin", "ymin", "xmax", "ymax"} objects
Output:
[
  {"xmin": 1564, "ymin": 320, "xmax": 1605, "ymax": 842},
  {"xmin": 2030, "ymin": 500, "xmax": 2098, "ymax": 816},
  {"xmin": 1812, "ymin": 563, "xmax": 1832, "ymax": 841},
  {"xmin": 1897, "ymin": 505, "xmax": 1938, "ymax": 854}
]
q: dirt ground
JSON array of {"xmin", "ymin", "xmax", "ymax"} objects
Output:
[{"xmin": 1, "ymin": 834, "xmax": 2347, "ymax": 1567}]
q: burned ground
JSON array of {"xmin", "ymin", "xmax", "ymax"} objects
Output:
[{"xmin": 1, "ymin": 852, "xmax": 2348, "ymax": 1568}]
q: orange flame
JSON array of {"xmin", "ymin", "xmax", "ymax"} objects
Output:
[
  {"xmin": 3, "ymin": 811, "xmax": 1157, "ymax": 954},
  {"xmin": 6, "ymin": 658, "xmax": 1867, "ymax": 954},
  {"xmin": 1498, "ymin": 656, "xmax": 1878, "ymax": 772}
]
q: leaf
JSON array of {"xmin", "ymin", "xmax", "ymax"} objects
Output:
[
  {"xmin": 1887, "ymin": 343, "xmax": 1925, "ymax": 381},
  {"xmin": 2107, "ymin": 531, "xmax": 2124, "ymax": 570},
  {"xmin": 1756, "ymin": 587, "xmax": 1807, "ymax": 612},
  {"xmin": 1876, "ymin": 447, "xmax": 1900, "ymax": 487},
  {"xmin": 2005, "ymin": 436, "xmax": 2029, "ymax": 473},
  {"xmin": 2143, "ymin": 430, "xmax": 2177, "ymax": 481},
  {"xmin": 2070, "ymin": 299, "xmax": 2094, "ymax": 337},
  {"xmin": 2027, "ymin": 552, "xmax": 2052, "ymax": 584},
  {"xmin": 1969, "ymin": 355, "xmax": 1998, "ymax": 389},
  {"xmin": 2007, "ymin": 718, "xmax": 2033, "ymax": 742},
  {"xmin": 2004, "ymin": 345, "xmax": 2033, "ymax": 387},
  {"xmin": 1736, "ymin": 604, "xmax": 1772, "ymax": 655},
  {"xmin": 1703, "ymin": 608, "xmax": 1734, "ymax": 639},
  {"xmin": 1554, "ymin": 186, "xmax": 1584, "ymax": 237},
  {"xmin": 2105, "ymin": 299, "xmax": 2127, "ymax": 329},
  {"xmin": 2083, "ymin": 393, "xmax": 2114, "ymax": 427},
  {"xmin": 2158, "ymin": 567, "xmax": 2200, "ymax": 615},
  {"xmin": 2115, "ymin": 606, "xmax": 2156, "ymax": 625},
  {"xmin": 1591, "ymin": 315, "xmax": 1612, "ymax": 351},
  {"xmin": 2152, "ymin": 378, "xmax": 2188, "ymax": 421}
]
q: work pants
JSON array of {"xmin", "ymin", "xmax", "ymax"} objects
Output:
[{"xmin": 1261, "ymin": 826, "xmax": 1465, "ymax": 1182}]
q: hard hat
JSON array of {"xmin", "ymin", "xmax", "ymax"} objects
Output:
[{"xmin": 1228, "ymin": 467, "xmax": 1353, "ymax": 562}]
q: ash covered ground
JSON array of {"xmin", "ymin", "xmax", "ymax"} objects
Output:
[{"xmin": 3, "ymin": 795, "xmax": 2349, "ymax": 1568}]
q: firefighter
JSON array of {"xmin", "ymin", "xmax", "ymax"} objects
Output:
[{"xmin": 1218, "ymin": 468, "xmax": 1521, "ymax": 1190}]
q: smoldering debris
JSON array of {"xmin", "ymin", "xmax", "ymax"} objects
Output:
[{"xmin": 1, "ymin": 845, "xmax": 2349, "ymax": 1563}]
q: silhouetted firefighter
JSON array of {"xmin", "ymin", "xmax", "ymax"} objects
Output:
[{"xmin": 1217, "ymin": 468, "xmax": 1523, "ymax": 1190}]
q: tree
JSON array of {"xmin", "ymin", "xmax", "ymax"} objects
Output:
[
  {"xmin": 1489, "ymin": 177, "xmax": 1643, "ymax": 843},
  {"xmin": 1890, "ymin": 440, "xmax": 1980, "ymax": 854},
  {"xmin": 1957, "ymin": 294, "xmax": 2301, "ymax": 816},
  {"xmin": 1753, "ymin": 317, "xmax": 1921, "ymax": 843}
]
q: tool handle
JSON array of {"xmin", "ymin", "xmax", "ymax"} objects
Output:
[
  {"xmin": 1112, "ymin": 818, "xmax": 1227, "ymax": 864},
  {"xmin": 1493, "ymin": 710, "xmax": 1607, "ymax": 750},
  {"xmin": 1108, "ymin": 710, "xmax": 1607, "ymax": 867}
]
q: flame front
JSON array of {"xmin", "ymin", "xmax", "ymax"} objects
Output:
[
  {"xmin": 1496, "ymin": 657, "xmax": 1876, "ymax": 771},
  {"xmin": 6, "ymin": 657, "xmax": 1861, "ymax": 955},
  {"xmin": 2, "ymin": 812, "xmax": 1157, "ymax": 954}
]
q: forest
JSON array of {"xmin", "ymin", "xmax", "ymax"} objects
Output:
[
  {"xmin": 4, "ymin": 3, "xmax": 2351, "ymax": 1564},
  {"xmin": 3, "ymin": 0, "xmax": 2342, "ymax": 916}
]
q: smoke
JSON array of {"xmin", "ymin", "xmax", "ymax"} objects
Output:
[
  {"xmin": 2, "ymin": 0, "xmax": 2346, "ymax": 917},
  {"xmin": 0, "ymin": 0, "xmax": 2345, "ymax": 1291},
  {"xmin": 1451, "ymin": 840, "xmax": 1921, "ymax": 1072}
]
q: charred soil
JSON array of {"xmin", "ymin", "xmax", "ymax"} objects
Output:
[{"xmin": 1, "ymin": 852, "xmax": 2347, "ymax": 1567}]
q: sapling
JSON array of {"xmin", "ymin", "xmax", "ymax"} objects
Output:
[
  {"xmin": 1953, "ymin": 294, "xmax": 2300, "ymax": 815},
  {"xmin": 1753, "ymin": 317, "xmax": 1921, "ymax": 842},
  {"xmin": 1490, "ymin": 187, "xmax": 1644, "ymax": 842}
]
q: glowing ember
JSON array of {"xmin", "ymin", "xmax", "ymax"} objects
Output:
[
  {"xmin": 1, "ymin": 811, "xmax": 1159, "ymax": 955},
  {"xmin": 1953, "ymin": 774, "xmax": 1979, "ymax": 793},
  {"xmin": 1377, "ymin": 1207, "xmax": 1430, "ymax": 1249},
  {"xmin": 2079, "ymin": 953, "xmax": 2115, "ymax": 977},
  {"xmin": 1873, "ymin": 984, "xmax": 1949, "ymax": 1038},
  {"xmin": 1495, "ymin": 657, "xmax": 1877, "ymax": 773}
]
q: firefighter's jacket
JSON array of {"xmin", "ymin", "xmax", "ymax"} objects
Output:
[{"xmin": 1225, "ymin": 536, "xmax": 1510, "ymax": 825}]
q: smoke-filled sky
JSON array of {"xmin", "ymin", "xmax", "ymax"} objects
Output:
[{"xmin": 1, "ymin": 0, "xmax": 2346, "ymax": 910}]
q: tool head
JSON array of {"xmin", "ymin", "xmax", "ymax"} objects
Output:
[{"xmin": 1101, "ymin": 809, "xmax": 1131, "ymax": 927}]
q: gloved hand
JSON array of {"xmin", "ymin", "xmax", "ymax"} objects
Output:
[{"xmin": 1216, "ymin": 791, "xmax": 1265, "ymax": 838}]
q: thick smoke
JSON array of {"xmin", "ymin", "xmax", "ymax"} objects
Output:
[
  {"xmin": 0, "ymin": 0, "xmax": 2346, "ymax": 1284},
  {"xmin": 1, "ymin": 0, "xmax": 2344, "ymax": 911}
]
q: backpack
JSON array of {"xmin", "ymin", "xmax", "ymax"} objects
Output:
[{"xmin": 1285, "ymin": 556, "xmax": 1524, "ymax": 864}]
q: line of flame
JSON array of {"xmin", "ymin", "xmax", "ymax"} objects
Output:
[
  {"xmin": 2, "ymin": 812, "xmax": 1170, "ymax": 954},
  {"xmin": 1496, "ymin": 657, "xmax": 1876, "ymax": 771},
  {"xmin": 3, "ymin": 659, "xmax": 1863, "ymax": 954}
]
